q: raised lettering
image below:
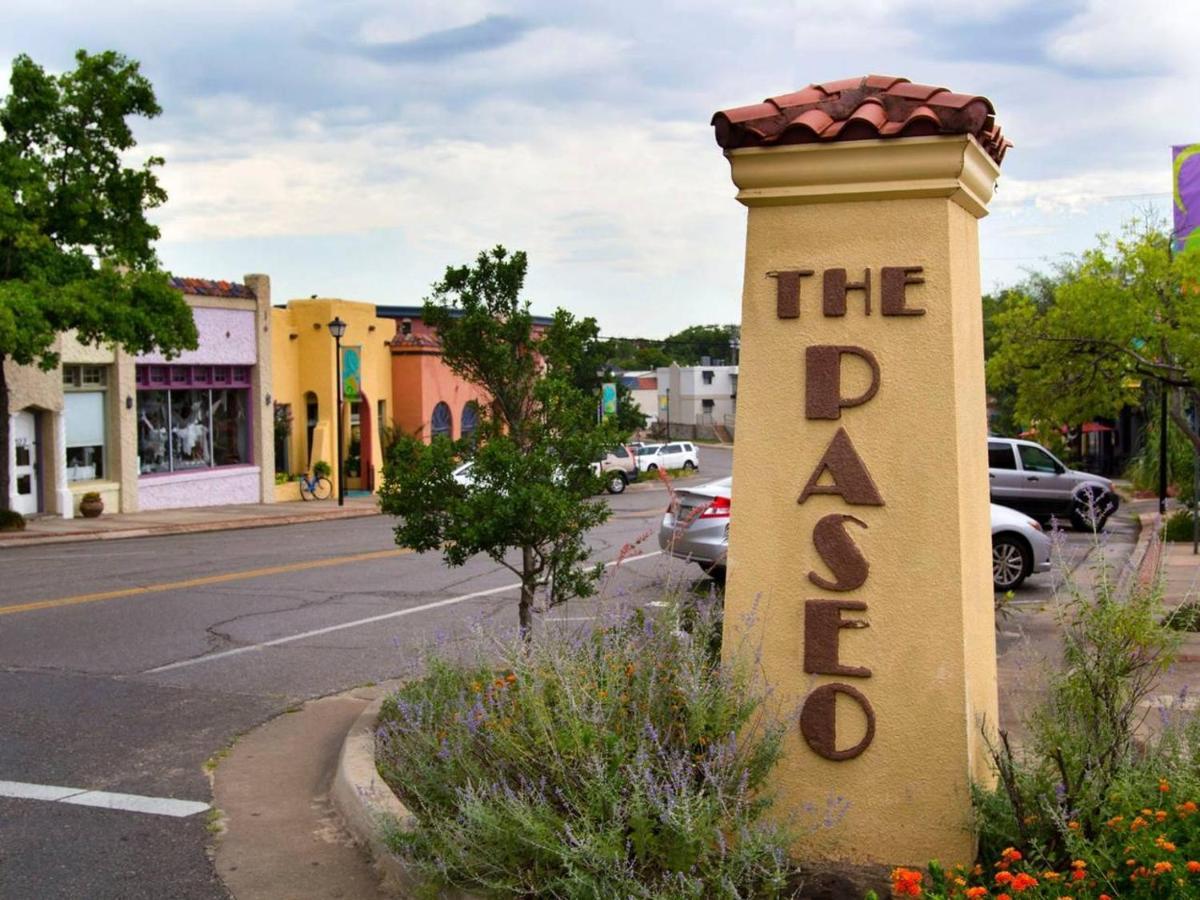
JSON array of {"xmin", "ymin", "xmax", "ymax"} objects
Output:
[
  {"xmin": 881, "ymin": 266, "xmax": 926, "ymax": 316},
  {"xmin": 798, "ymin": 428, "xmax": 884, "ymax": 506},
  {"xmin": 808, "ymin": 514, "xmax": 870, "ymax": 591},
  {"xmin": 768, "ymin": 270, "xmax": 814, "ymax": 319},
  {"xmin": 823, "ymin": 268, "xmax": 871, "ymax": 317},
  {"xmin": 804, "ymin": 599, "xmax": 870, "ymax": 676},
  {"xmin": 805, "ymin": 346, "xmax": 881, "ymax": 420},
  {"xmin": 799, "ymin": 683, "xmax": 876, "ymax": 761}
]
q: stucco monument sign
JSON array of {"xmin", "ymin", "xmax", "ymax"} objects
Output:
[{"xmin": 712, "ymin": 76, "xmax": 1010, "ymax": 866}]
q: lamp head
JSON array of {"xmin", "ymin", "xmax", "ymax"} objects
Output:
[{"xmin": 328, "ymin": 316, "xmax": 347, "ymax": 340}]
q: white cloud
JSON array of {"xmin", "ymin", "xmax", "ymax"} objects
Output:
[
  {"xmin": 357, "ymin": 1, "xmax": 497, "ymax": 45},
  {"xmin": 994, "ymin": 168, "xmax": 1168, "ymax": 214},
  {"xmin": 1046, "ymin": 0, "xmax": 1200, "ymax": 76}
]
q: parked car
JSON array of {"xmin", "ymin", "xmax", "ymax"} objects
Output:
[
  {"xmin": 990, "ymin": 502, "xmax": 1052, "ymax": 590},
  {"xmin": 657, "ymin": 476, "xmax": 1051, "ymax": 591},
  {"xmin": 592, "ymin": 445, "xmax": 638, "ymax": 494},
  {"xmin": 987, "ymin": 437, "xmax": 1119, "ymax": 530},
  {"xmin": 636, "ymin": 441, "xmax": 699, "ymax": 473}
]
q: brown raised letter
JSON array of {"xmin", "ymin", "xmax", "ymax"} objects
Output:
[
  {"xmin": 881, "ymin": 266, "xmax": 926, "ymax": 316},
  {"xmin": 799, "ymin": 683, "xmax": 876, "ymax": 761},
  {"xmin": 804, "ymin": 599, "xmax": 870, "ymax": 676},
  {"xmin": 768, "ymin": 270, "xmax": 814, "ymax": 319},
  {"xmin": 798, "ymin": 428, "xmax": 884, "ymax": 506},
  {"xmin": 823, "ymin": 268, "xmax": 871, "ymax": 317},
  {"xmin": 805, "ymin": 346, "xmax": 881, "ymax": 420},
  {"xmin": 809, "ymin": 514, "xmax": 870, "ymax": 591}
]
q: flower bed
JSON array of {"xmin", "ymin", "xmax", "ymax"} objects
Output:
[{"xmin": 374, "ymin": 604, "xmax": 800, "ymax": 898}]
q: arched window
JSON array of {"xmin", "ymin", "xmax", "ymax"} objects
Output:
[
  {"xmin": 430, "ymin": 401, "xmax": 453, "ymax": 439},
  {"xmin": 460, "ymin": 401, "xmax": 478, "ymax": 439}
]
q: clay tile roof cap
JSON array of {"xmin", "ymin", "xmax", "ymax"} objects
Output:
[{"xmin": 712, "ymin": 75, "xmax": 1010, "ymax": 165}]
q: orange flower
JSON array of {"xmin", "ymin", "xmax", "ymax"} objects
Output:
[
  {"xmin": 1071, "ymin": 860, "xmax": 1087, "ymax": 869},
  {"xmin": 1156, "ymin": 810, "xmax": 1169, "ymax": 823},
  {"xmin": 1179, "ymin": 801, "xmax": 1198, "ymax": 815},
  {"xmin": 1002, "ymin": 847, "xmax": 1023, "ymax": 862},
  {"xmin": 1067, "ymin": 820, "xmax": 1081, "ymax": 831},
  {"xmin": 1106, "ymin": 815, "xmax": 1124, "ymax": 828},
  {"xmin": 1071, "ymin": 869, "xmax": 1086, "ymax": 882},
  {"xmin": 1011, "ymin": 872, "xmax": 1038, "ymax": 892},
  {"xmin": 890, "ymin": 867, "xmax": 924, "ymax": 896},
  {"xmin": 996, "ymin": 871, "xmax": 1015, "ymax": 886},
  {"xmin": 1156, "ymin": 835, "xmax": 1177, "ymax": 852},
  {"xmin": 996, "ymin": 895, "xmax": 1012, "ymax": 900},
  {"xmin": 1161, "ymin": 779, "xmax": 1171, "ymax": 793},
  {"xmin": 504, "ymin": 673, "xmax": 517, "ymax": 683},
  {"xmin": 1131, "ymin": 816, "xmax": 1149, "ymax": 831},
  {"xmin": 1042, "ymin": 871, "xmax": 1061, "ymax": 881},
  {"xmin": 965, "ymin": 888, "xmax": 988, "ymax": 898},
  {"xmin": 1155, "ymin": 861, "xmax": 1174, "ymax": 875},
  {"xmin": 1188, "ymin": 860, "xmax": 1200, "ymax": 873}
]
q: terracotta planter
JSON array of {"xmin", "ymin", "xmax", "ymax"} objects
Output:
[{"xmin": 79, "ymin": 497, "xmax": 104, "ymax": 518}]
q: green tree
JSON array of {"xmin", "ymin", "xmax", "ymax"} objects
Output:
[
  {"xmin": 379, "ymin": 247, "xmax": 620, "ymax": 637},
  {"xmin": 988, "ymin": 218, "xmax": 1200, "ymax": 454},
  {"xmin": 661, "ymin": 323, "xmax": 739, "ymax": 365},
  {"xmin": 0, "ymin": 50, "xmax": 197, "ymax": 509}
]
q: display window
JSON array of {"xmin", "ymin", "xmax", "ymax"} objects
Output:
[{"xmin": 136, "ymin": 366, "xmax": 252, "ymax": 475}]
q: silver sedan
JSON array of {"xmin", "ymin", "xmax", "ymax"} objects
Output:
[{"xmin": 658, "ymin": 477, "xmax": 1051, "ymax": 591}]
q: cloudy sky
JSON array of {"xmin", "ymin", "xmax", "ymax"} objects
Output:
[{"xmin": 3, "ymin": 0, "xmax": 1195, "ymax": 336}]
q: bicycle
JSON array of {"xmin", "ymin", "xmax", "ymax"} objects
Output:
[{"xmin": 298, "ymin": 470, "xmax": 333, "ymax": 501}]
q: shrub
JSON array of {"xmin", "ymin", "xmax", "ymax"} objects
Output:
[
  {"xmin": 375, "ymin": 603, "xmax": 798, "ymax": 898},
  {"xmin": 1164, "ymin": 601, "xmax": 1200, "ymax": 632},
  {"xmin": 312, "ymin": 460, "xmax": 331, "ymax": 478},
  {"xmin": 1165, "ymin": 509, "xmax": 1197, "ymax": 543},
  {"xmin": 894, "ymin": 533, "xmax": 1200, "ymax": 897},
  {"xmin": 0, "ymin": 509, "xmax": 26, "ymax": 531}
]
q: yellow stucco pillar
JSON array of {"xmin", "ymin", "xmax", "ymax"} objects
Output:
[{"xmin": 713, "ymin": 78, "xmax": 1008, "ymax": 869}]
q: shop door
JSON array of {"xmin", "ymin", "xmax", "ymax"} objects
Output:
[{"xmin": 12, "ymin": 410, "xmax": 39, "ymax": 515}]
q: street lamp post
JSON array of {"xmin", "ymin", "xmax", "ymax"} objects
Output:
[{"xmin": 328, "ymin": 316, "xmax": 347, "ymax": 507}]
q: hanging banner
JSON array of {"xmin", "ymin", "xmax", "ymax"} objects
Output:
[
  {"xmin": 1172, "ymin": 144, "xmax": 1200, "ymax": 253},
  {"xmin": 342, "ymin": 346, "xmax": 362, "ymax": 402},
  {"xmin": 601, "ymin": 382, "xmax": 617, "ymax": 417}
]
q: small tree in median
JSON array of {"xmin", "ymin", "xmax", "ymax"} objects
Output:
[
  {"xmin": 0, "ymin": 50, "xmax": 198, "ymax": 509},
  {"xmin": 379, "ymin": 246, "xmax": 623, "ymax": 637}
]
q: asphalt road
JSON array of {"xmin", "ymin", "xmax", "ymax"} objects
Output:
[{"xmin": 0, "ymin": 449, "xmax": 731, "ymax": 899}]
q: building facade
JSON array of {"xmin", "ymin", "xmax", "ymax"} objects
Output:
[
  {"xmin": 6, "ymin": 274, "xmax": 274, "ymax": 517},
  {"xmin": 656, "ymin": 363, "xmax": 738, "ymax": 440}
]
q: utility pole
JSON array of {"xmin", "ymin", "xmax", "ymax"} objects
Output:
[{"xmin": 1160, "ymin": 381, "xmax": 1169, "ymax": 516}]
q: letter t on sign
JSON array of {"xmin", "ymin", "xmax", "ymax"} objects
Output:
[{"xmin": 768, "ymin": 270, "xmax": 814, "ymax": 319}]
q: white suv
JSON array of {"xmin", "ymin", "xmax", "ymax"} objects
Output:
[{"xmin": 636, "ymin": 441, "xmax": 699, "ymax": 473}]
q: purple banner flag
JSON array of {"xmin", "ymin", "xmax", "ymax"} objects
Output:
[{"xmin": 1172, "ymin": 144, "xmax": 1200, "ymax": 253}]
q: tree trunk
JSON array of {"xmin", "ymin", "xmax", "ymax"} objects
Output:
[
  {"xmin": 0, "ymin": 355, "xmax": 9, "ymax": 513},
  {"xmin": 1169, "ymin": 396, "xmax": 1200, "ymax": 455},
  {"xmin": 519, "ymin": 544, "xmax": 535, "ymax": 640}
]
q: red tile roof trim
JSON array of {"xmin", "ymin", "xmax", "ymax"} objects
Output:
[
  {"xmin": 169, "ymin": 276, "xmax": 257, "ymax": 299},
  {"xmin": 712, "ymin": 75, "xmax": 1010, "ymax": 165}
]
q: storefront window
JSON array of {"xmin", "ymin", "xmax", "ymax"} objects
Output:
[
  {"xmin": 212, "ymin": 390, "xmax": 249, "ymax": 466},
  {"xmin": 65, "ymin": 391, "xmax": 105, "ymax": 481},
  {"xmin": 138, "ymin": 391, "xmax": 172, "ymax": 473},
  {"xmin": 171, "ymin": 390, "xmax": 212, "ymax": 469},
  {"xmin": 63, "ymin": 365, "xmax": 109, "ymax": 482},
  {"xmin": 136, "ymin": 366, "xmax": 252, "ymax": 474}
]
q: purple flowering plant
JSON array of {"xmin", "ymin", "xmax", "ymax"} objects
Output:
[{"xmin": 375, "ymin": 600, "xmax": 799, "ymax": 897}]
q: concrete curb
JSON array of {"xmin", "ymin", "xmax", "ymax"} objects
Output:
[
  {"xmin": 331, "ymin": 694, "xmax": 481, "ymax": 900},
  {"xmin": 330, "ymin": 695, "xmax": 415, "ymax": 898},
  {"xmin": 0, "ymin": 506, "xmax": 380, "ymax": 548},
  {"xmin": 1131, "ymin": 511, "xmax": 1163, "ymax": 586}
]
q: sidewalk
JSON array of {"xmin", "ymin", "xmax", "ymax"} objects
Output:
[{"xmin": 0, "ymin": 496, "xmax": 380, "ymax": 548}]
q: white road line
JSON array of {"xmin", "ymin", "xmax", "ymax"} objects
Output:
[
  {"xmin": 143, "ymin": 551, "xmax": 663, "ymax": 675},
  {"xmin": 0, "ymin": 780, "xmax": 208, "ymax": 817}
]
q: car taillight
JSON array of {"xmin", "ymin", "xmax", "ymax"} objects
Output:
[{"xmin": 699, "ymin": 496, "xmax": 731, "ymax": 518}]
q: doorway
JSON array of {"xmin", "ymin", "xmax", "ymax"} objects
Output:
[{"xmin": 12, "ymin": 410, "xmax": 40, "ymax": 515}]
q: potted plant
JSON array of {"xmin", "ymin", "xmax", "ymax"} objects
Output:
[{"xmin": 79, "ymin": 491, "xmax": 104, "ymax": 518}]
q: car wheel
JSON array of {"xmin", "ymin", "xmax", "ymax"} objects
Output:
[
  {"xmin": 607, "ymin": 472, "xmax": 627, "ymax": 494},
  {"xmin": 992, "ymin": 535, "xmax": 1030, "ymax": 591},
  {"xmin": 682, "ymin": 460, "xmax": 696, "ymax": 470},
  {"xmin": 647, "ymin": 463, "xmax": 658, "ymax": 472}
]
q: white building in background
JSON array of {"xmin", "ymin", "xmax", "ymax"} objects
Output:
[{"xmin": 656, "ymin": 362, "xmax": 738, "ymax": 440}]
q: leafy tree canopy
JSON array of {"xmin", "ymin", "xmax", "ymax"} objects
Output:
[
  {"xmin": 0, "ymin": 50, "xmax": 197, "ymax": 508},
  {"xmin": 987, "ymin": 218, "xmax": 1200, "ymax": 451},
  {"xmin": 379, "ymin": 247, "xmax": 623, "ymax": 636}
]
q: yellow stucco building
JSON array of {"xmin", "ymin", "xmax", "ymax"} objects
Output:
[{"xmin": 271, "ymin": 299, "xmax": 395, "ymax": 500}]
